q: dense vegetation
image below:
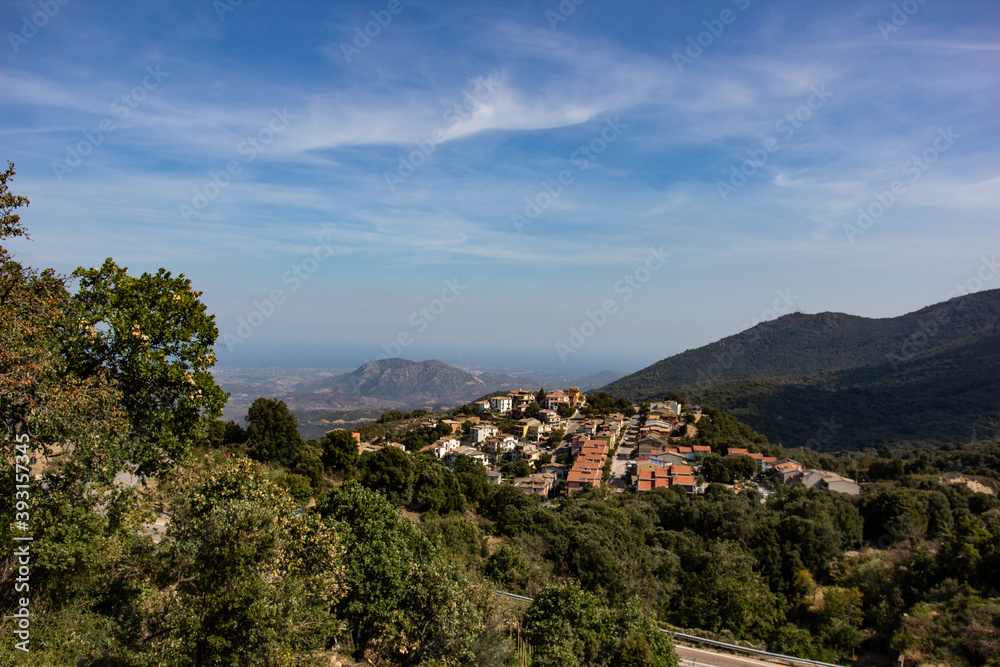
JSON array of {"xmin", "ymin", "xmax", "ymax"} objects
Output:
[
  {"xmin": 3, "ymin": 168, "xmax": 999, "ymax": 665},
  {"xmin": 0, "ymin": 169, "xmax": 673, "ymax": 666},
  {"xmin": 602, "ymin": 296, "xmax": 1000, "ymax": 450}
]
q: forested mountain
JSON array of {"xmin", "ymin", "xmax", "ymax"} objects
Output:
[{"xmin": 603, "ymin": 289, "xmax": 1000, "ymax": 450}]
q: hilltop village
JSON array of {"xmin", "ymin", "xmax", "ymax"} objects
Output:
[{"xmin": 351, "ymin": 388, "xmax": 860, "ymax": 499}]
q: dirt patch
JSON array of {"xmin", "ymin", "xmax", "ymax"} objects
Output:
[
  {"xmin": 485, "ymin": 535, "xmax": 504, "ymax": 555},
  {"xmin": 940, "ymin": 474, "xmax": 997, "ymax": 495}
]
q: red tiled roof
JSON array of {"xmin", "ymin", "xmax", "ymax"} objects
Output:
[{"xmin": 671, "ymin": 474, "xmax": 697, "ymax": 486}]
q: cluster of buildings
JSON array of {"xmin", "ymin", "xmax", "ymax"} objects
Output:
[
  {"xmin": 476, "ymin": 387, "xmax": 585, "ymax": 417},
  {"xmin": 353, "ymin": 392, "xmax": 859, "ymax": 500},
  {"xmin": 769, "ymin": 459, "xmax": 860, "ymax": 495}
]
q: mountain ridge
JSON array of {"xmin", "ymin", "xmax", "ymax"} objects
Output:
[
  {"xmin": 281, "ymin": 358, "xmax": 524, "ymax": 411},
  {"xmin": 601, "ymin": 289, "xmax": 1000, "ymax": 450}
]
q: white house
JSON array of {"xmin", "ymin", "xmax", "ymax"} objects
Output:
[
  {"xmin": 469, "ymin": 424, "xmax": 499, "ymax": 443},
  {"xmin": 489, "ymin": 395, "xmax": 513, "ymax": 414},
  {"xmin": 482, "ymin": 435, "xmax": 517, "ymax": 454},
  {"xmin": 544, "ymin": 391, "xmax": 571, "ymax": 411}
]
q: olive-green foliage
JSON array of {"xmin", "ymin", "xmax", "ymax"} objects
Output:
[
  {"xmin": 701, "ymin": 453, "xmax": 757, "ymax": 483},
  {"xmin": 244, "ymin": 397, "xmax": 304, "ymax": 463},
  {"xmin": 359, "ymin": 444, "xmax": 415, "ymax": 505},
  {"xmin": 315, "ymin": 481, "xmax": 432, "ymax": 651},
  {"xmin": 273, "ymin": 471, "xmax": 314, "ymax": 504},
  {"xmin": 320, "ymin": 428, "xmax": 359, "ymax": 472},
  {"xmin": 694, "ymin": 406, "xmax": 772, "ymax": 453},
  {"xmin": 484, "ymin": 543, "xmax": 529, "ymax": 589},
  {"xmin": 138, "ymin": 458, "xmax": 344, "ymax": 665},
  {"xmin": 859, "ymin": 485, "xmax": 932, "ymax": 545},
  {"xmin": 69, "ymin": 258, "xmax": 228, "ymax": 476},
  {"xmin": 289, "ymin": 441, "xmax": 324, "ymax": 490},
  {"xmin": 314, "ymin": 481, "xmax": 499, "ymax": 665},
  {"xmin": 500, "ymin": 460, "xmax": 532, "ymax": 478},
  {"xmin": 753, "ymin": 485, "xmax": 863, "ymax": 591},
  {"xmin": 412, "ymin": 454, "xmax": 466, "ymax": 514},
  {"xmin": 893, "ymin": 595, "xmax": 1000, "ymax": 666},
  {"xmin": 454, "ymin": 455, "xmax": 490, "ymax": 506},
  {"xmin": 480, "ymin": 483, "xmax": 535, "ymax": 537},
  {"xmin": 523, "ymin": 584, "xmax": 678, "ymax": 667},
  {"xmin": 673, "ymin": 540, "xmax": 782, "ymax": 640},
  {"xmin": 581, "ymin": 392, "xmax": 633, "ymax": 417},
  {"xmin": 420, "ymin": 513, "xmax": 484, "ymax": 564}
]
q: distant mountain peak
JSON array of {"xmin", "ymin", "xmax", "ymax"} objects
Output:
[{"xmin": 284, "ymin": 358, "xmax": 523, "ymax": 411}]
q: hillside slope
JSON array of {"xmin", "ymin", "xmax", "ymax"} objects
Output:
[{"xmin": 602, "ymin": 289, "xmax": 1000, "ymax": 450}]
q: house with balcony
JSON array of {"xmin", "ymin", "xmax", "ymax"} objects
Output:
[
  {"xmin": 544, "ymin": 391, "xmax": 572, "ymax": 411},
  {"xmin": 489, "ymin": 395, "xmax": 513, "ymax": 414},
  {"xmin": 469, "ymin": 423, "xmax": 499, "ymax": 443}
]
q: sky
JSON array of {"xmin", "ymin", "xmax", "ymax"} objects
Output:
[{"xmin": 2, "ymin": 0, "xmax": 998, "ymax": 374}]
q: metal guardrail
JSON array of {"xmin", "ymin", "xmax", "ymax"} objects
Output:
[
  {"xmin": 674, "ymin": 633, "xmax": 844, "ymax": 667},
  {"xmin": 492, "ymin": 591, "xmax": 843, "ymax": 667}
]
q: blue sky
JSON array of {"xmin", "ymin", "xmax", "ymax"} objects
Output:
[{"xmin": 2, "ymin": 0, "xmax": 998, "ymax": 374}]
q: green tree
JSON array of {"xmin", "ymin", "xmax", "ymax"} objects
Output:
[
  {"xmin": 68, "ymin": 258, "xmax": 228, "ymax": 476},
  {"xmin": 289, "ymin": 441, "xmax": 324, "ymax": 490},
  {"xmin": 148, "ymin": 458, "xmax": 345, "ymax": 664},
  {"xmin": 420, "ymin": 513, "xmax": 483, "ymax": 564},
  {"xmin": 244, "ymin": 397, "xmax": 303, "ymax": 463},
  {"xmin": 525, "ymin": 401, "xmax": 542, "ymax": 418},
  {"xmin": 524, "ymin": 584, "xmax": 678, "ymax": 667},
  {"xmin": 501, "ymin": 460, "xmax": 532, "ymax": 478},
  {"xmin": 413, "ymin": 456, "xmax": 466, "ymax": 514},
  {"xmin": 480, "ymin": 484, "xmax": 533, "ymax": 536},
  {"xmin": 359, "ymin": 444, "xmax": 415, "ymax": 505},
  {"xmin": 321, "ymin": 428, "xmax": 360, "ymax": 473},
  {"xmin": 454, "ymin": 455, "xmax": 490, "ymax": 506},
  {"xmin": 484, "ymin": 543, "xmax": 529, "ymax": 589},
  {"xmin": 523, "ymin": 584, "xmax": 602, "ymax": 667},
  {"xmin": 273, "ymin": 471, "xmax": 314, "ymax": 504},
  {"xmin": 316, "ymin": 480, "xmax": 496, "ymax": 663},
  {"xmin": 675, "ymin": 540, "xmax": 783, "ymax": 640}
]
